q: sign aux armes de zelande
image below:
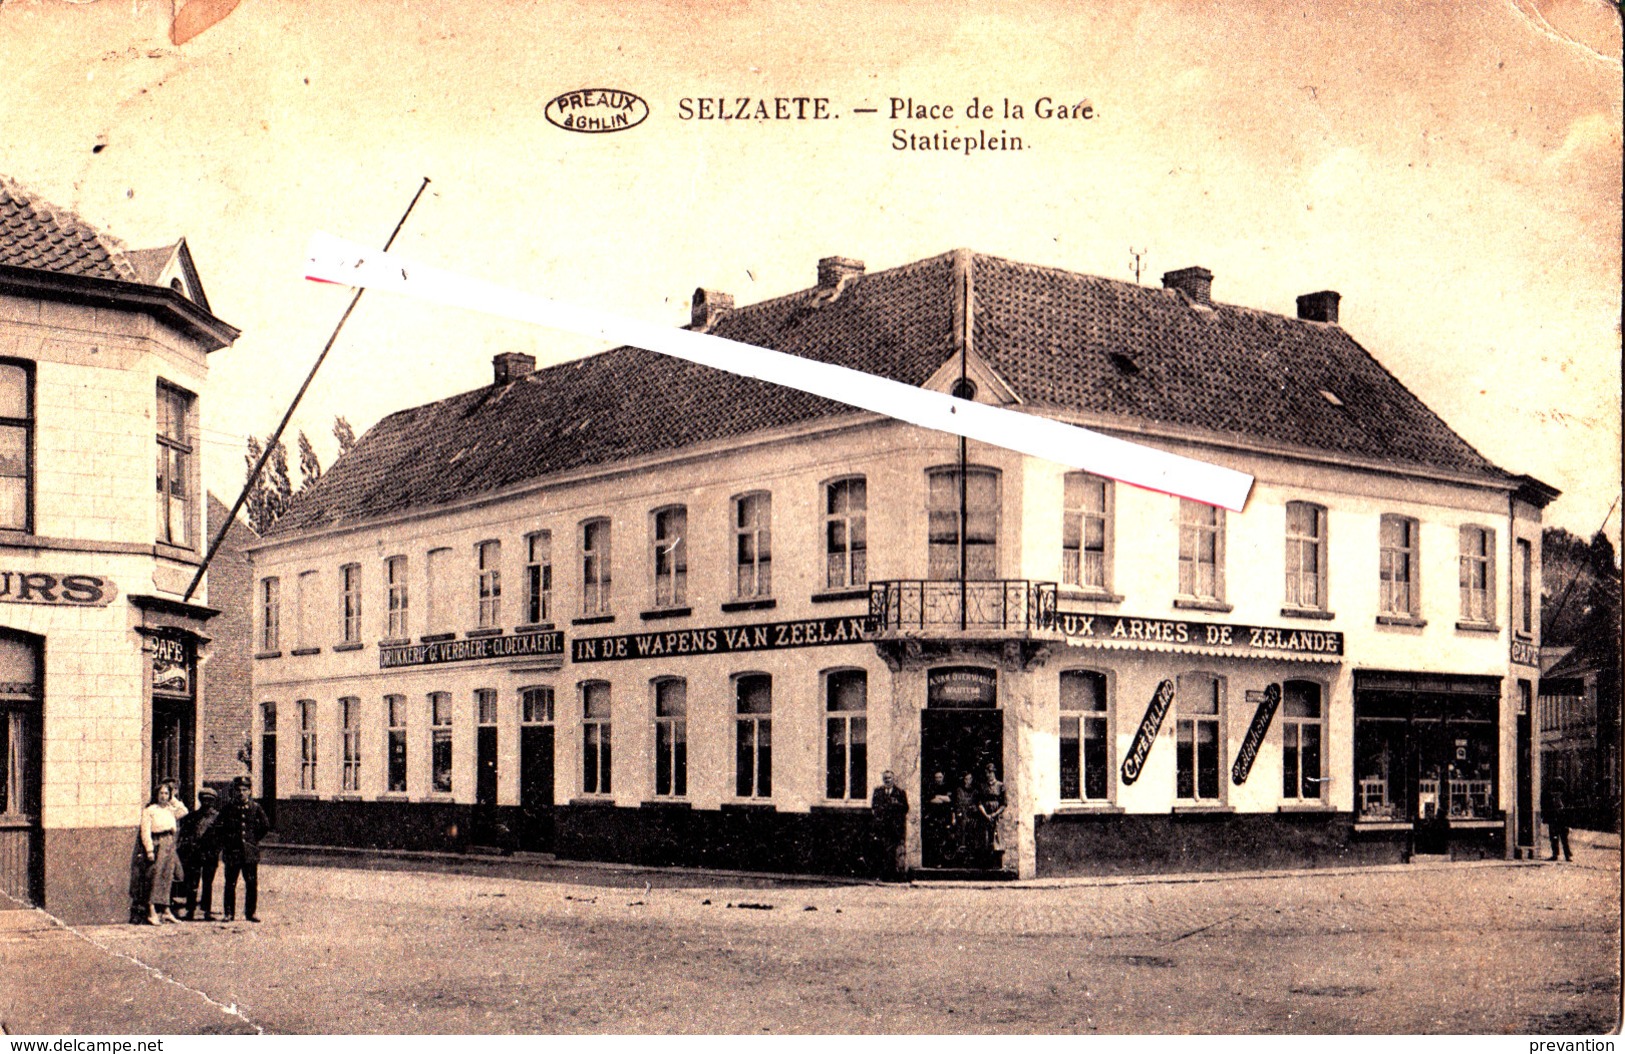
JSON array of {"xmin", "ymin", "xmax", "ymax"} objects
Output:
[{"xmin": 377, "ymin": 611, "xmax": 1343, "ymax": 668}]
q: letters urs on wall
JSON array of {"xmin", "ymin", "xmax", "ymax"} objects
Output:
[{"xmin": 1120, "ymin": 679, "xmax": 1176, "ymax": 785}]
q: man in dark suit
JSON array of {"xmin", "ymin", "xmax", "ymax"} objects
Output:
[
  {"xmin": 179, "ymin": 786, "xmax": 223, "ymax": 920},
  {"xmin": 871, "ymin": 769, "xmax": 910, "ymax": 882},
  {"xmin": 221, "ymin": 776, "xmax": 271, "ymax": 922},
  {"xmin": 1542, "ymin": 776, "xmax": 1573, "ymax": 862}
]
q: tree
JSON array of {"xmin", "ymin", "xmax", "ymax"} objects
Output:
[
  {"xmin": 243, "ymin": 436, "xmax": 268, "ymax": 534},
  {"xmin": 333, "ymin": 415, "xmax": 358, "ymax": 458},
  {"xmin": 297, "ymin": 431, "xmax": 322, "ymax": 492},
  {"xmin": 243, "ymin": 435, "xmax": 294, "ymax": 533}
]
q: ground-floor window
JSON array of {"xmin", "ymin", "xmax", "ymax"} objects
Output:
[
  {"xmin": 429, "ymin": 692, "xmax": 453, "ymax": 793},
  {"xmin": 1176, "ymin": 673, "xmax": 1224, "ymax": 802},
  {"xmin": 1059, "ymin": 670, "xmax": 1110, "ymax": 801},
  {"xmin": 384, "ymin": 695, "xmax": 407, "ymax": 792},
  {"xmin": 1354, "ymin": 673, "xmax": 1499, "ymax": 822},
  {"xmin": 653, "ymin": 677, "xmax": 687, "ymax": 797},
  {"xmin": 581, "ymin": 681, "xmax": 611, "ymax": 795},
  {"xmin": 340, "ymin": 697, "xmax": 361, "ymax": 792},
  {"xmin": 735, "ymin": 673, "xmax": 772, "ymax": 799},
  {"xmin": 825, "ymin": 669, "xmax": 867, "ymax": 800},
  {"xmin": 1281, "ymin": 680, "xmax": 1324, "ymax": 801},
  {"xmin": 298, "ymin": 699, "xmax": 318, "ymax": 791}
]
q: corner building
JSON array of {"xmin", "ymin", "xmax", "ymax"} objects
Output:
[
  {"xmin": 0, "ymin": 179, "xmax": 238, "ymax": 918},
  {"xmin": 251, "ymin": 251, "xmax": 1553, "ymax": 878}
]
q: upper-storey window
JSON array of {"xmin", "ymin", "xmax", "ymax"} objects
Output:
[
  {"xmin": 156, "ymin": 383, "xmax": 193, "ymax": 547},
  {"xmin": 476, "ymin": 540, "xmax": 502, "ymax": 628},
  {"xmin": 927, "ymin": 466, "xmax": 999, "ymax": 580},
  {"xmin": 651, "ymin": 506, "xmax": 687, "ymax": 607},
  {"xmin": 824, "ymin": 477, "xmax": 867, "ymax": 590},
  {"xmin": 734, "ymin": 492, "xmax": 772, "ymax": 599},
  {"xmin": 1459, "ymin": 525, "xmax": 1496, "ymax": 624},
  {"xmin": 524, "ymin": 531, "xmax": 552, "ymax": 625},
  {"xmin": 296, "ymin": 570, "xmax": 320, "ymax": 650},
  {"xmin": 1379, "ymin": 515, "xmax": 1420, "ymax": 617},
  {"xmin": 340, "ymin": 564, "xmax": 362, "ymax": 644},
  {"xmin": 1177, "ymin": 500, "xmax": 1225, "ymax": 602},
  {"xmin": 1518, "ymin": 537, "xmax": 1534, "ymax": 636},
  {"xmin": 1284, "ymin": 502, "xmax": 1328, "ymax": 611},
  {"xmin": 426, "ymin": 547, "xmax": 453, "ymax": 634},
  {"xmin": 1062, "ymin": 473, "xmax": 1112, "ymax": 592},
  {"xmin": 581, "ymin": 518, "xmax": 612, "ymax": 616},
  {"xmin": 0, "ymin": 361, "xmax": 32, "ymax": 532},
  {"xmin": 259, "ymin": 577, "xmax": 280, "ymax": 651},
  {"xmin": 385, "ymin": 555, "xmax": 409, "ymax": 639}
]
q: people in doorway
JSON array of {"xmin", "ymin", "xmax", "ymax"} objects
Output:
[
  {"xmin": 870, "ymin": 769, "xmax": 910, "ymax": 882},
  {"xmin": 1542, "ymin": 776, "xmax": 1572, "ymax": 862},
  {"xmin": 976, "ymin": 762, "xmax": 1007, "ymax": 859},
  {"xmin": 138, "ymin": 782, "xmax": 187, "ymax": 924},
  {"xmin": 179, "ymin": 786, "xmax": 223, "ymax": 920},
  {"xmin": 951, "ymin": 771, "xmax": 979, "ymax": 865},
  {"xmin": 220, "ymin": 776, "xmax": 271, "ymax": 922}
]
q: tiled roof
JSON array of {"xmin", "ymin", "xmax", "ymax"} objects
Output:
[
  {"xmin": 265, "ymin": 250, "xmax": 1507, "ymax": 538},
  {"xmin": 0, "ymin": 176, "xmax": 140, "ymax": 281}
]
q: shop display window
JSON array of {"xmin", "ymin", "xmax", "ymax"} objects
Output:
[{"xmin": 1354, "ymin": 677, "xmax": 1499, "ymax": 823}]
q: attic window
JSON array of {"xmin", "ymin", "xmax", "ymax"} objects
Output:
[
  {"xmin": 950, "ymin": 378, "xmax": 978, "ymax": 400},
  {"xmin": 1109, "ymin": 351, "xmax": 1141, "ymax": 375},
  {"xmin": 1317, "ymin": 389, "xmax": 1344, "ymax": 407}
]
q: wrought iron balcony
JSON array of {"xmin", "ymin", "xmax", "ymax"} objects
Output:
[{"xmin": 868, "ymin": 579, "xmax": 1058, "ymax": 637}]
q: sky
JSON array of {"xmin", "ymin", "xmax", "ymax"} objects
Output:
[{"xmin": 1, "ymin": 0, "xmax": 1620, "ymax": 545}]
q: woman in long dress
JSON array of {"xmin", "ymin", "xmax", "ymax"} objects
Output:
[
  {"xmin": 950, "ymin": 771, "xmax": 979, "ymax": 865},
  {"xmin": 976, "ymin": 762, "xmax": 1007, "ymax": 859},
  {"xmin": 138, "ymin": 783, "xmax": 187, "ymax": 925}
]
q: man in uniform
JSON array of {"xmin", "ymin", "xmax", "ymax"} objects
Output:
[{"xmin": 221, "ymin": 776, "xmax": 271, "ymax": 922}]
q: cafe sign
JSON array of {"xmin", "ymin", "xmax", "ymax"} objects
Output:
[
  {"xmin": 0, "ymin": 571, "xmax": 118, "ymax": 607},
  {"xmin": 151, "ymin": 634, "xmax": 192, "ymax": 698},
  {"xmin": 1051, "ymin": 612, "xmax": 1343, "ymax": 659},
  {"xmin": 381, "ymin": 629, "xmax": 565, "ymax": 669},
  {"xmin": 1120, "ymin": 679, "xmax": 1175, "ymax": 785},
  {"xmin": 1511, "ymin": 640, "xmax": 1539, "ymax": 668},
  {"xmin": 573, "ymin": 615, "xmax": 871, "ymax": 663}
]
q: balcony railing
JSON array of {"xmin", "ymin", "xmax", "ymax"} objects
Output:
[{"xmin": 869, "ymin": 579, "xmax": 1058, "ymax": 635}]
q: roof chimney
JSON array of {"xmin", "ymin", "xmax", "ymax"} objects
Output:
[
  {"xmin": 1161, "ymin": 266, "xmax": 1212, "ymax": 305},
  {"xmin": 690, "ymin": 287, "xmax": 733, "ymax": 330},
  {"xmin": 492, "ymin": 352, "xmax": 535, "ymax": 385},
  {"xmin": 817, "ymin": 256, "xmax": 865, "ymax": 290},
  {"xmin": 1296, "ymin": 290, "xmax": 1341, "ymax": 324}
]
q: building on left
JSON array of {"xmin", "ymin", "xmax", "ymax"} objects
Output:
[{"xmin": 0, "ymin": 177, "xmax": 239, "ymax": 921}]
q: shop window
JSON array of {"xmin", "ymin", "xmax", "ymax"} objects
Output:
[
  {"xmin": 0, "ymin": 637, "xmax": 40, "ymax": 821},
  {"xmin": 1060, "ymin": 670, "xmax": 1111, "ymax": 801},
  {"xmin": 1379, "ymin": 515, "xmax": 1419, "ymax": 617},
  {"xmin": 733, "ymin": 492, "xmax": 772, "ymax": 599},
  {"xmin": 581, "ymin": 519, "xmax": 612, "ymax": 616},
  {"xmin": 155, "ymin": 382, "xmax": 193, "ymax": 547},
  {"xmin": 1175, "ymin": 673, "xmax": 1224, "ymax": 802},
  {"xmin": 384, "ymin": 694, "xmax": 407, "ymax": 793},
  {"xmin": 1354, "ymin": 675, "xmax": 1499, "ymax": 823},
  {"xmin": 0, "ymin": 361, "xmax": 33, "ymax": 531},
  {"xmin": 297, "ymin": 699, "xmax": 317, "ymax": 792},
  {"xmin": 429, "ymin": 691, "xmax": 453, "ymax": 793},
  {"xmin": 651, "ymin": 506, "xmax": 687, "ymax": 607},
  {"xmin": 1177, "ymin": 501, "xmax": 1225, "ymax": 602},
  {"xmin": 1284, "ymin": 502, "xmax": 1328, "ymax": 611},
  {"xmin": 340, "ymin": 697, "xmax": 361, "ymax": 792},
  {"xmin": 1281, "ymin": 681, "xmax": 1324, "ymax": 801},
  {"xmin": 1459, "ymin": 526, "xmax": 1495, "ymax": 624},
  {"xmin": 425, "ymin": 548, "xmax": 453, "ymax": 634},
  {"xmin": 824, "ymin": 668, "xmax": 868, "ymax": 800},
  {"xmin": 522, "ymin": 686, "xmax": 554, "ymax": 724},
  {"xmin": 927, "ymin": 466, "xmax": 999, "ymax": 580},
  {"xmin": 1062, "ymin": 473, "xmax": 1112, "ymax": 592},
  {"xmin": 340, "ymin": 564, "xmax": 362, "ymax": 644},
  {"xmin": 735, "ymin": 673, "xmax": 772, "ymax": 798},
  {"xmin": 385, "ymin": 555, "xmax": 409, "ymax": 639},
  {"xmin": 524, "ymin": 531, "xmax": 552, "ymax": 625},
  {"xmin": 476, "ymin": 540, "xmax": 502, "ymax": 628},
  {"xmin": 1517, "ymin": 538, "xmax": 1533, "ymax": 636},
  {"xmin": 825, "ymin": 477, "xmax": 867, "ymax": 590},
  {"xmin": 652, "ymin": 678, "xmax": 687, "ymax": 798},
  {"xmin": 581, "ymin": 681, "xmax": 612, "ymax": 795},
  {"xmin": 259, "ymin": 577, "xmax": 281, "ymax": 651}
]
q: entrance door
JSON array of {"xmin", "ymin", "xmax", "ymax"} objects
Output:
[
  {"xmin": 151, "ymin": 695, "xmax": 195, "ymax": 804},
  {"xmin": 519, "ymin": 724, "xmax": 554, "ymax": 851},
  {"xmin": 0, "ymin": 632, "xmax": 42, "ymax": 906},
  {"xmin": 1517, "ymin": 710, "xmax": 1534, "ymax": 849},
  {"xmin": 920, "ymin": 665, "xmax": 1003, "ymax": 871},
  {"xmin": 472, "ymin": 725, "xmax": 500, "ymax": 846}
]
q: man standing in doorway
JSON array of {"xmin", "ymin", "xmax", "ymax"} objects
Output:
[
  {"xmin": 871, "ymin": 769, "xmax": 910, "ymax": 882},
  {"xmin": 1542, "ymin": 776, "xmax": 1573, "ymax": 862},
  {"xmin": 221, "ymin": 776, "xmax": 271, "ymax": 921}
]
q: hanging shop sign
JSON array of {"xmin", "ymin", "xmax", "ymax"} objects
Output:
[
  {"xmin": 1231, "ymin": 683, "xmax": 1282, "ymax": 786},
  {"xmin": 572, "ymin": 614, "xmax": 871, "ymax": 663},
  {"xmin": 1050, "ymin": 611, "xmax": 1343, "ymax": 658},
  {"xmin": 0, "ymin": 571, "xmax": 119, "ymax": 607},
  {"xmin": 1120, "ymin": 679, "xmax": 1175, "ymax": 785},
  {"xmin": 151, "ymin": 634, "xmax": 194, "ymax": 698},
  {"xmin": 380, "ymin": 629, "xmax": 565, "ymax": 669}
]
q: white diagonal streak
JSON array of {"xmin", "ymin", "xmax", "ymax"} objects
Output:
[{"xmin": 304, "ymin": 233, "xmax": 1254, "ymax": 509}]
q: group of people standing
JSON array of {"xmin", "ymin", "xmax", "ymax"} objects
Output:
[
  {"xmin": 870, "ymin": 762, "xmax": 1008, "ymax": 880},
  {"xmin": 130, "ymin": 775, "xmax": 270, "ymax": 925}
]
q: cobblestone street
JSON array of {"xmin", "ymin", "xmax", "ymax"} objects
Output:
[{"xmin": 4, "ymin": 832, "xmax": 1619, "ymax": 1035}]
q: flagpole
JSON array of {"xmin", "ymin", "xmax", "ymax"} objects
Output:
[{"xmin": 183, "ymin": 177, "xmax": 432, "ymax": 602}]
